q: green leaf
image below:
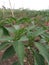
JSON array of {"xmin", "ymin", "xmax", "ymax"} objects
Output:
[
  {"xmin": 1, "ymin": 26, "xmax": 10, "ymax": 36},
  {"xmin": 34, "ymin": 42, "xmax": 49, "ymax": 64},
  {"xmin": 42, "ymin": 33, "xmax": 49, "ymax": 42},
  {"xmin": 46, "ymin": 45, "xmax": 49, "ymax": 49},
  {"xmin": 26, "ymin": 25, "xmax": 35, "ymax": 31},
  {"xmin": 14, "ymin": 28, "xmax": 26, "ymax": 40},
  {"xmin": 18, "ymin": 17, "xmax": 31, "ymax": 24},
  {"xmin": 32, "ymin": 27, "xmax": 46, "ymax": 37},
  {"xmin": 0, "ymin": 28, "xmax": 3, "ymax": 37},
  {"xmin": 2, "ymin": 46, "xmax": 15, "ymax": 60},
  {"xmin": 6, "ymin": 27, "xmax": 16, "ymax": 33},
  {"xmin": 13, "ymin": 25, "xmax": 20, "ymax": 30},
  {"xmin": 13, "ymin": 41, "xmax": 24, "ymax": 65},
  {"xmin": 0, "ymin": 37, "xmax": 13, "ymax": 41},
  {"xmin": 0, "ymin": 42, "xmax": 9, "ymax": 51},
  {"xmin": 19, "ymin": 36, "xmax": 28, "ymax": 42},
  {"xmin": 34, "ymin": 50, "xmax": 45, "ymax": 65},
  {"xmin": 6, "ymin": 17, "xmax": 16, "ymax": 23}
]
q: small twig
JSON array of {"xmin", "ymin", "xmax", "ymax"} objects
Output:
[
  {"xmin": 9, "ymin": 0, "xmax": 14, "ymax": 17},
  {"xmin": 9, "ymin": 0, "xmax": 16, "ymax": 24}
]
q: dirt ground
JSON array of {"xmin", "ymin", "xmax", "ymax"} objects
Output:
[
  {"xmin": 0, "ymin": 48, "xmax": 34, "ymax": 65},
  {"xmin": 0, "ymin": 51, "xmax": 29, "ymax": 65}
]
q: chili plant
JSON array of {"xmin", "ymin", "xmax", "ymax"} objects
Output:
[{"xmin": 0, "ymin": 17, "xmax": 49, "ymax": 65}]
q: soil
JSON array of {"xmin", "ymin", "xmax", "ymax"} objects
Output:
[{"xmin": 0, "ymin": 48, "xmax": 33, "ymax": 65}]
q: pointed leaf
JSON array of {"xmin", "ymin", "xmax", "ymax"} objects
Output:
[
  {"xmin": 0, "ymin": 42, "xmax": 9, "ymax": 51},
  {"xmin": 33, "ymin": 28, "xmax": 46, "ymax": 37},
  {"xmin": 34, "ymin": 42, "xmax": 49, "ymax": 64},
  {"xmin": 13, "ymin": 41, "xmax": 24, "ymax": 65},
  {"xmin": 0, "ymin": 37, "xmax": 13, "ymax": 41},
  {"xmin": 2, "ymin": 46, "xmax": 15, "ymax": 60},
  {"xmin": 1, "ymin": 26, "xmax": 10, "ymax": 36},
  {"xmin": 34, "ymin": 50, "xmax": 45, "ymax": 65}
]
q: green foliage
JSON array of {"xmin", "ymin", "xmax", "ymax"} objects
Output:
[
  {"xmin": 2, "ymin": 46, "xmax": 15, "ymax": 60},
  {"xmin": 34, "ymin": 50, "xmax": 45, "ymax": 65},
  {"xmin": 0, "ymin": 42, "xmax": 9, "ymax": 51},
  {"xmin": 0, "ymin": 10, "xmax": 49, "ymax": 65},
  {"xmin": 13, "ymin": 41, "xmax": 24, "ymax": 65},
  {"xmin": 34, "ymin": 42, "xmax": 49, "ymax": 64},
  {"xmin": 1, "ymin": 26, "xmax": 10, "ymax": 36}
]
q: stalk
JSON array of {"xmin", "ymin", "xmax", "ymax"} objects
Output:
[{"xmin": 9, "ymin": 0, "xmax": 14, "ymax": 17}]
